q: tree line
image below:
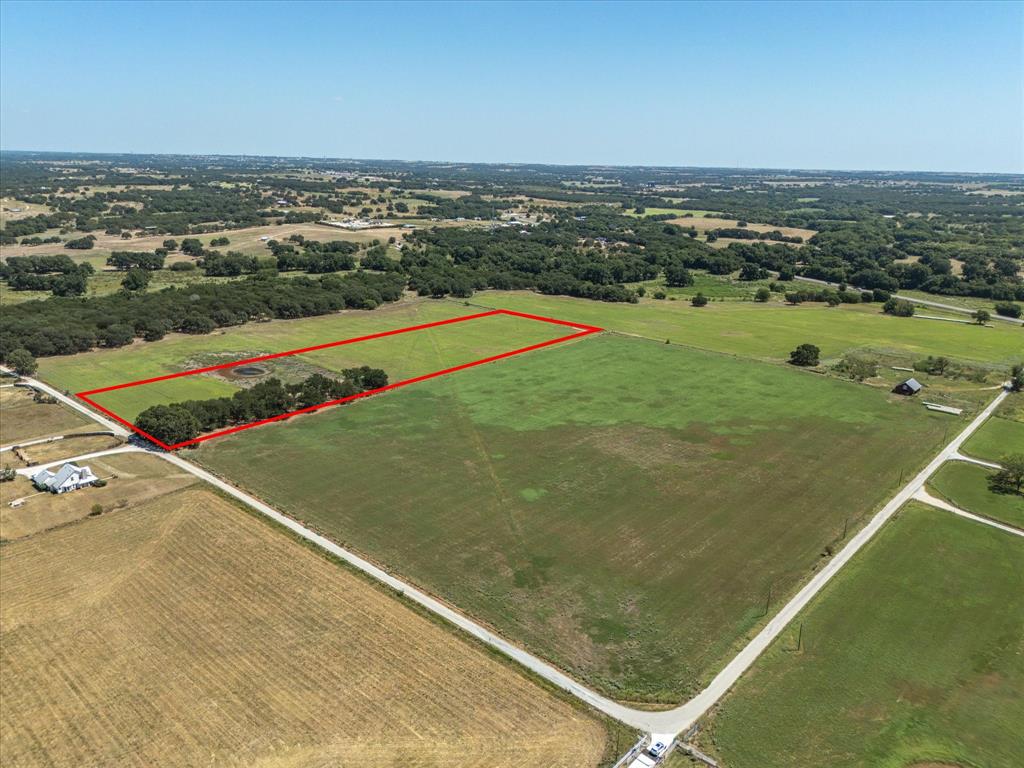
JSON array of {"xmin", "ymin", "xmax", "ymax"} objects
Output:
[{"xmin": 135, "ymin": 368, "xmax": 389, "ymax": 445}]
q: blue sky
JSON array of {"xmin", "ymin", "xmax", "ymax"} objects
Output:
[{"xmin": 1, "ymin": 0, "xmax": 1021, "ymax": 173}]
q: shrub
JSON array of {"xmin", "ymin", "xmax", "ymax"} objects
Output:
[
  {"xmin": 691, "ymin": 292, "xmax": 708, "ymax": 307},
  {"xmin": 994, "ymin": 302, "xmax": 1022, "ymax": 318},
  {"xmin": 789, "ymin": 343, "xmax": 820, "ymax": 367}
]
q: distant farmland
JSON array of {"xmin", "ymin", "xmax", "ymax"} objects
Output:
[
  {"xmin": 0, "ymin": 489, "xmax": 615, "ymax": 768},
  {"xmin": 197, "ymin": 331, "xmax": 951, "ymax": 702}
]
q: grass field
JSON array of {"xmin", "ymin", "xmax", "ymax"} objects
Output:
[
  {"xmin": 195, "ymin": 331, "xmax": 950, "ymax": 702},
  {"xmin": 700, "ymin": 503, "xmax": 1024, "ymax": 768},
  {"xmin": 0, "ymin": 452, "xmax": 198, "ymax": 540},
  {"xmin": 961, "ymin": 413, "xmax": 1024, "ymax": 463},
  {"xmin": 928, "ymin": 461, "xmax": 1024, "ymax": 529},
  {"xmin": 0, "ymin": 488, "xmax": 614, "ymax": 767},
  {"xmin": 467, "ymin": 291, "xmax": 1024, "ymax": 368},
  {"xmin": 11, "ymin": 433, "xmax": 122, "ymax": 467},
  {"xmin": 0, "ymin": 387, "xmax": 92, "ymax": 445},
  {"xmin": 48, "ymin": 301, "xmax": 574, "ymax": 422},
  {"xmin": 633, "ymin": 271, "xmax": 777, "ymax": 301}
]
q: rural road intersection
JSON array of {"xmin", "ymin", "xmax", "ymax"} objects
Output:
[{"xmin": 6, "ymin": 368, "xmax": 1018, "ymax": 742}]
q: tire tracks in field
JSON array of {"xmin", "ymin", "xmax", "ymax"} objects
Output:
[{"xmin": 424, "ymin": 322, "xmax": 527, "ymax": 550}]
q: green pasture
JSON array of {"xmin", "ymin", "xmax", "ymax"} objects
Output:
[
  {"xmin": 961, "ymin": 412, "xmax": 1024, "ymax": 463},
  {"xmin": 468, "ymin": 291, "xmax": 1024, "ymax": 368},
  {"xmin": 634, "ymin": 271, "xmax": 777, "ymax": 301},
  {"xmin": 195, "ymin": 332, "xmax": 950, "ymax": 702},
  {"xmin": 39, "ymin": 301, "xmax": 570, "ymax": 421},
  {"xmin": 928, "ymin": 460, "xmax": 1024, "ymax": 529},
  {"xmin": 702, "ymin": 503, "xmax": 1024, "ymax": 768}
]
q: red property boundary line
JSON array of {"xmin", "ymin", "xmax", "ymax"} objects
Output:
[{"xmin": 76, "ymin": 309, "xmax": 602, "ymax": 451}]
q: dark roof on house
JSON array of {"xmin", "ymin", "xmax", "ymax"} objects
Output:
[{"xmin": 898, "ymin": 378, "xmax": 923, "ymax": 392}]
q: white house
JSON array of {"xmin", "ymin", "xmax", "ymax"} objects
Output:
[{"xmin": 31, "ymin": 463, "xmax": 99, "ymax": 494}]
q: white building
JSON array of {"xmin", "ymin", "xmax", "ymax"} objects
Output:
[{"xmin": 31, "ymin": 463, "xmax": 99, "ymax": 494}]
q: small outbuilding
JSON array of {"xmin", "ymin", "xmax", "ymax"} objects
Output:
[
  {"xmin": 893, "ymin": 378, "xmax": 923, "ymax": 396},
  {"xmin": 31, "ymin": 463, "xmax": 99, "ymax": 494}
]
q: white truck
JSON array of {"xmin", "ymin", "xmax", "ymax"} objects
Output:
[{"xmin": 627, "ymin": 740, "xmax": 670, "ymax": 768}]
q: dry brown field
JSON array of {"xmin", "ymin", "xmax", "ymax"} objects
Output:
[
  {"xmin": 0, "ymin": 452, "xmax": 198, "ymax": 540},
  {"xmin": 667, "ymin": 215, "xmax": 817, "ymax": 241},
  {"xmin": 0, "ymin": 222, "xmax": 409, "ymax": 261},
  {"xmin": 0, "ymin": 387, "xmax": 93, "ymax": 445},
  {"xmin": 13, "ymin": 433, "xmax": 123, "ymax": 467},
  {"xmin": 0, "ymin": 488, "xmax": 611, "ymax": 767}
]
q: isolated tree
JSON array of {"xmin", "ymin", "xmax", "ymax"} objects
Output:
[
  {"xmin": 972, "ymin": 309, "xmax": 990, "ymax": 325},
  {"xmin": 135, "ymin": 404, "xmax": 201, "ymax": 446},
  {"xmin": 785, "ymin": 292, "xmax": 803, "ymax": 305},
  {"xmin": 994, "ymin": 302, "xmax": 1022, "ymax": 319},
  {"xmin": 6, "ymin": 349, "xmax": 37, "ymax": 376},
  {"xmin": 121, "ymin": 268, "xmax": 151, "ymax": 292},
  {"xmin": 990, "ymin": 454, "xmax": 1024, "ymax": 494},
  {"xmin": 789, "ymin": 343, "xmax": 820, "ymax": 367},
  {"xmin": 664, "ymin": 263, "xmax": 694, "ymax": 287},
  {"xmin": 1010, "ymin": 363, "xmax": 1024, "ymax": 392},
  {"xmin": 754, "ymin": 287, "xmax": 771, "ymax": 302},
  {"xmin": 162, "ymin": 239, "xmax": 179, "ymax": 251},
  {"xmin": 691, "ymin": 292, "xmax": 708, "ymax": 307},
  {"xmin": 883, "ymin": 298, "xmax": 915, "ymax": 317}
]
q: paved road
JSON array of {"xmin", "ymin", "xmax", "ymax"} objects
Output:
[
  {"xmin": 913, "ymin": 486, "xmax": 1024, "ymax": 538},
  {"xmin": 9, "ymin": 366, "xmax": 1014, "ymax": 737},
  {"xmin": 793, "ymin": 276, "xmax": 1024, "ymax": 326}
]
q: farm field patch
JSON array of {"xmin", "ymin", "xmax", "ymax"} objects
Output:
[
  {"xmin": 699, "ymin": 503, "xmax": 1024, "ymax": 768},
  {"xmin": 0, "ymin": 488, "xmax": 613, "ymax": 768},
  {"xmin": 665, "ymin": 216, "xmax": 817, "ymax": 242},
  {"xmin": 961, "ymin": 412, "xmax": 1024, "ymax": 463},
  {"xmin": 468, "ymin": 291, "xmax": 1024, "ymax": 367},
  {"xmin": 0, "ymin": 386, "xmax": 93, "ymax": 445},
  {"xmin": 70, "ymin": 305, "xmax": 582, "ymax": 428},
  {"xmin": 196, "ymin": 332, "xmax": 950, "ymax": 702},
  {"xmin": 8, "ymin": 433, "xmax": 122, "ymax": 467},
  {"xmin": 928, "ymin": 461, "xmax": 1024, "ymax": 529},
  {"xmin": 0, "ymin": 452, "xmax": 197, "ymax": 540}
]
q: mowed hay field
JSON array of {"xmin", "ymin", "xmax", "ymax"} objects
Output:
[
  {"xmin": 197, "ymin": 332, "xmax": 951, "ymax": 702},
  {"xmin": 40, "ymin": 300, "xmax": 574, "ymax": 421},
  {"xmin": 700, "ymin": 504, "xmax": 1024, "ymax": 768},
  {"xmin": 468, "ymin": 291, "xmax": 1024, "ymax": 368},
  {"xmin": 0, "ymin": 386, "xmax": 92, "ymax": 445},
  {"xmin": 0, "ymin": 489, "xmax": 613, "ymax": 768}
]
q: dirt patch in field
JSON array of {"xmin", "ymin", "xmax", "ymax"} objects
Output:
[{"xmin": 0, "ymin": 488, "xmax": 609, "ymax": 767}]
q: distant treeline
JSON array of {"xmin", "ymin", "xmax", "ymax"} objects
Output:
[{"xmin": 0, "ymin": 272, "xmax": 404, "ymax": 360}]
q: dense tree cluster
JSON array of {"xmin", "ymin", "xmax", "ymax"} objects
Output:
[
  {"xmin": 0, "ymin": 254, "xmax": 93, "ymax": 295},
  {"xmin": 0, "ymin": 272, "xmax": 405, "ymax": 360},
  {"xmin": 107, "ymin": 251, "xmax": 166, "ymax": 270},
  {"xmin": 135, "ymin": 368, "xmax": 388, "ymax": 445}
]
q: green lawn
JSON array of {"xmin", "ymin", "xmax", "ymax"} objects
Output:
[
  {"xmin": 467, "ymin": 291, "xmax": 1023, "ymax": 367},
  {"xmin": 195, "ymin": 332, "xmax": 950, "ymax": 703},
  {"xmin": 40, "ymin": 301, "xmax": 572, "ymax": 421},
  {"xmin": 928, "ymin": 461, "xmax": 1024, "ymax": 529},
  {"xmin": 961, "ymin": 414, "xmax": 1024, "ymax": 463},
  {"xmin": 702, "ymin": 503, "xmax": 1024, "ymax": 768}
]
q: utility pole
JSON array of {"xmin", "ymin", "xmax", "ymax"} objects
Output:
[
  {"xmin": 764, "ymin": 583, "xmax": 773, "ymax": 616},
  {"xmin": 797, "ymin": 621, "xmax": 804, "ymax": 652},
  {"xmin": 842, "ymin": 517, "xmax": 848, "ymax": 539}
]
